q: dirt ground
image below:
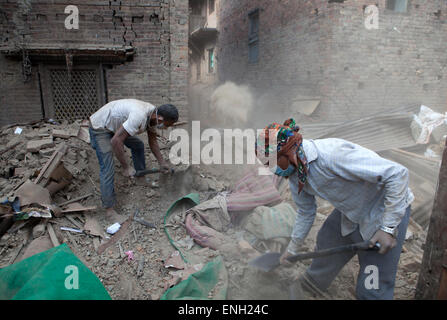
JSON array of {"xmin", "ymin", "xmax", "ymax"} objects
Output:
[{"xmin": 0, "ymin": 122, "xmax": 426, "ymax": 300}]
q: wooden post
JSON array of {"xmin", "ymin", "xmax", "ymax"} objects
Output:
[{"xmin": 415, "ymin": 139, "xmax": 447, "ymax": 299}]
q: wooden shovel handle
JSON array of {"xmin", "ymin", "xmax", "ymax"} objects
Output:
[{"xmin": 286, "ymin": 240, "xmax": 378, "ymax": 263}]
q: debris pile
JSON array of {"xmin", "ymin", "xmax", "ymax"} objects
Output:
[
  {"xmin": 0, "ymin": 109, "xmax": 439, "ymax": 300},
  {"xmin": 0, "ymin": 119, "xmax": 91, "ymax": 200},
  {"xmin": 0, "ymin": 119, "xmax": 98, "ymax": 266},
  {"xmin": 0, "ymin": 119, "xmax": 233, "ymax": 300}
]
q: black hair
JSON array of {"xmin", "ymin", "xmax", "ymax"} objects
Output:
[{"xmin": 157, "ymin": 104, "xmax": 179, "ymax": 122}]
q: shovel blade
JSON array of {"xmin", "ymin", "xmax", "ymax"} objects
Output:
[{"xmin": 248, "ymin": 252, "xmax": 282, "ymax": 272}]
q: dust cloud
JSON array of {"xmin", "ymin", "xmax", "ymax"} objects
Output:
[{"xmin": 209, "ymin": 81, "xmax": 254, "ymax": 128}]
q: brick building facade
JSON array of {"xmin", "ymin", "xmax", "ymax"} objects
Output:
[
  {"xmin": 215, "ymin": 0, "xmax": 447, "ymax": 123},
  {"xmin": 0, "ymin": 0, "xmax": 189, "ymax": 126}
]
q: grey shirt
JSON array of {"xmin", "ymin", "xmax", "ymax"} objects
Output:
[{"xmin": 288, "ymin": 138, "xmax": 414, "ymax": 242}]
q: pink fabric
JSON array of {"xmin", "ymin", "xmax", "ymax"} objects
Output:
[
  {"xmin": 185, "ymin": 214, "xmax": 229, "ymax": 250},
  {"xmin": 226, "ymin": 170, "xmax": 282, "ymax": 212},
  {"xmin": 184, "ymin": 169, "xmax": 283, "ymax": 250}
]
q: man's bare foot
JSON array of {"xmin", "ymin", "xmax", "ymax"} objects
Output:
[{"xmin": 105, "ymin": 208, "xmax": 127, "ymax": 224}]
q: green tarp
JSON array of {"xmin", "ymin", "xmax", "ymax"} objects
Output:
[
  {"xmin": 164, "ymin": 193, "xmax": 200, "ymax": 263},
  {"xmin": 162, "ymin": 194, "xmax": 228, "ymax": 300},
  {"xmin": 0, "ymin": 243, "xmax": 111, "ymax": 300},
  {"xmin": 161, "ymin": 256, "xmax": 228, "ymax": 300}
]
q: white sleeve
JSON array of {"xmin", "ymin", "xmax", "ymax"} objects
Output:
[{"xmin": 122, "ymin": 112, "xmax": 146, "ymax": 136}]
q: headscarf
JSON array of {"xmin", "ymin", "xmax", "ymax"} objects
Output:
[{"xmin": 256, "ymin": 118, "xmax": 308, "ymax": 193}]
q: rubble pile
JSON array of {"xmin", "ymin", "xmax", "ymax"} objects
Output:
[
  {"xmin": 0, "ymin": 119, "xmax": 234, "ymax": 300},
  {"xmin": 0, "ymin": 118, "xmax": 433, "ymax": 300},
  {"xmin": 0, "ymin": 120, "xmax": 91, "ymax": 200}
]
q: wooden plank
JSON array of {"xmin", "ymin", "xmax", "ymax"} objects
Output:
[
  {"xmin": 61, "ymin": 202, "xmax": 97, "ymax": 213},
  {"xmin": 58, "ymin": 193, "xmax": 93, "ymax": 207},
  {"xmin": 97, "ymin": 219, "xmax": 131, "ymax": 255},
  {"xmin": 47, "ymin": 223, "xmax": 60, "ymax": 247},
  {"xmin": 35, "ymin": 143, "xmax": 67, "ymax": 186},
  {"xmin": 65, "ymin": 216, "xmax": 84, "ymax": 230},
  {"xmin": 93, "ymin": 237, "xmax": 100, "ymax": 251}
]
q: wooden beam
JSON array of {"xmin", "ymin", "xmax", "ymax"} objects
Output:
[
  {"xmin": 416, "ymin": 139, "xmax": 447, "ymax": 299},
  {"xmin": 47, "ymin": 223, "xmax": 60, "ymax": 247},
  {"xmin": 58, "ymin": 193, "xmax": 93, "ymax": 207},
  {"xmin": 97, "ymin": 219, "xmax": 131, "ymax": 255}
]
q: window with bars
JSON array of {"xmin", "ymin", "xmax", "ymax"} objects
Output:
[{"xmin": 47, "ymin": 68, "xmax": 102, "ymax": 122}]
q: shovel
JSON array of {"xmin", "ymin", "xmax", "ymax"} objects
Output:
[
  {"xmin": 135, "ymin": 167, "xmax": 175, "ymax": 177},
  {"xmin": 248, "ymin": 240, "xmax": 380, "ymax": 272}
]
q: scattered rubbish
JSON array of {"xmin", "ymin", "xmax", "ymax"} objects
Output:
[
  {"xmin": 97, "ymin": 219, "xmax": 131, "ymax": 255},
  {"xmin": 32, "ymin": 222, "xmax": 47, "ymax": 239},
  {"xmin": 26, "ymin": 139, "xmax": 54, "ymax": 153},
  {"xmin": 47, "ymin": 223, "xmax": 60, "ymax": 247},
  {"xmin": 65, "ymin": 216, "xmax": 84, "ymax": 230},
  {"xmin": 151, "ymin": 181, "xmax": 159, "ymax": 188},
  {"xmin": 107, "ymin": 223, "xmax": 121, "ymax": 235},
  {"xmin": 175, "ymin": 236, "xmax": 195, "ymax": 251},
  {"xmin": 164, "ymin": 251, "xmax": 185, "ymax": 270},
  {"xmin": 14, "ymin": 127, "xmax": 22, "ymax": 135},
  {"xmin": 60, "ymin": 226, "xmax": 83, "ymax": 233},
  {"xmin": 137, "ymin": 256, "xmax": 145, "ymax": 277},
  {"xmin": 83, "ymin": 215, "xmax": 105, "ymax": 238},
  {"xmin": 118, "ymin": 241, "xmax": 125, "ymax": 258},
  {"xmin": 19, "ymin": 235, "xmax": 53, "ymax": 261},
  {"xmin": 125, "ymin": 250, "xmax": 134, "ymax": 262},
  {"xmin": 52, "ymin": 129, "xmax": 75, "ymax": 139},
  {"xmin": 19, "ymin": 207, "xmax": 52, "ymax": 219},
  {"xmin": 411, "ymin": 105, "xmax": 447, "ymax": 144},
  {"xmin": 34, "ymin": 143, "xmax": 68, "ymax": 188},
  {"xmin": 58, "ymin": 193, "xmax": 93, "ymax": 207},
  {"xmin": 14, "ymin": 179, "xmax": 52, "ymax": 207},
  {"xmin": 61, "ymin": 202, "xmax": 97, "ymax": 213},
  {"xmin": 133, "ymin": 209, "xmax": 156, "ymax": 228}
]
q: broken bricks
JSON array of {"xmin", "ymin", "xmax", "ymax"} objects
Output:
[{"xmin": 26, "ymin": 139, "xmax": 54, "ymax": 153}]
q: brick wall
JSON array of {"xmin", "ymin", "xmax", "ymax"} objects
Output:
[
  {"xmin": 320, "ymin": 0, "xmax": 447, "ymax": 121},
  {"xmin": 216, "ymin": 0, "xmax": 447, "ymax": 124},
  {"xmin": 0, "ymin": 0, "xmax": 189, "ymax": 126}
]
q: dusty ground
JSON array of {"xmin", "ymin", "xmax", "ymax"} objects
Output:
[{"xmin": 0, "ymin": 122, "xmax": 426, "ymax": 300}]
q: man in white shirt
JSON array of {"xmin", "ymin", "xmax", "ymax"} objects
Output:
[{"xmin": 89, "ymin": 99, "xmax": 179, "ymax": 222}]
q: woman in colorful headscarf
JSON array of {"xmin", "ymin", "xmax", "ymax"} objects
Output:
[
  {"xmin": 255, "ymin": 118, "xmax": 414, "ymax": 300},
  {"xmin": 255, "ymin": 118, "xmax": 308, "ymax": 192}
]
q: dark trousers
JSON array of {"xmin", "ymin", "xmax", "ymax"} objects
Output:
[
  {"xmin": 306, "ymin": 206, "xmax": 411, "ymax": 299},
  {"xmin": 89, "ymin": 127, "xmax": 146, "ymax": 208}
]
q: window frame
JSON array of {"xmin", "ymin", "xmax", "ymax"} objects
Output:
[
  {"xmin": 209, "ymin": 0, "xmax": 215, "ymax": 15},
  {"xmin": 385, "ymin": 0, "xmax": 410, "ymax": 14},
  {"xmin": 208, "ymin": 48, "xmax": 215, "ymax": 73},
  {"xmin": 248, "ymin": 8, "xmax": 260, "ymax": 64}
]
